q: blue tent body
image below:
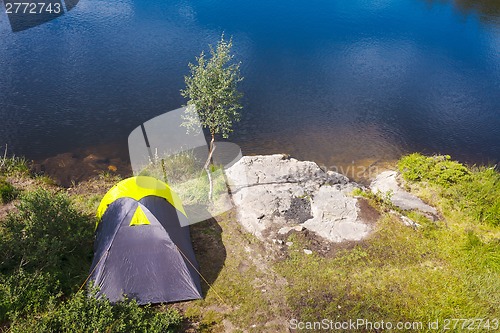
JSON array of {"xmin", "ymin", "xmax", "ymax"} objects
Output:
[{"xmin": 88, "ymin": 177, "xmax": 202, "ymax": 304}]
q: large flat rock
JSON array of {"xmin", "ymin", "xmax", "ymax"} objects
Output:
[{"xmin": 225, "ymin": 154, "xmax": 371, "ymax": 242}]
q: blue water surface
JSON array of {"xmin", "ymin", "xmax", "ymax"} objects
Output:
[{"xmin": 0, "ymin": 0, "xmax": 499, "ymax": 167}]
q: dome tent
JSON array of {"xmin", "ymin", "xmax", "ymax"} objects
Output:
[{"xmin": 88, "ymin": 176, "xmax": 202, "ymax": 304}]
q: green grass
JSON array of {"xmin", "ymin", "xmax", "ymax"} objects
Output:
[
  {"xmin": 183, "ymin": 212, "xmax": 287, "ymax": 332},
  {"xmin": 275, "ymin": 214, "xmax": 500, "ymax": 328},
  {"xmin": 0, "ymin": 155, "xmax": 29, "ymax": 176},
  {"xmin": 139, "ymin": 150, "xmax": 228, "ymax": 206},
  {"xmin": 398, "ymin": 153, "xmax": 499, "ymax": 226},
  {"xmin": 172, "ymin": 168, "xmax": 227, "ymax": 205},
  {"xmin": 352, "ymin": 186, "xmax": 397, "ymax": 212},
  {"xmin": 138, "ymin": 150, "xmax": 202, "ymax": 184}
]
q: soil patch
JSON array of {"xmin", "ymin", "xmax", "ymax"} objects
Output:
[{"xmin": 356, "ymin": 197, "xmax": 381, "ymax": 226}]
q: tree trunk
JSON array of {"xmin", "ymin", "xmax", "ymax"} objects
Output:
[
  {"xmin": 206, "ymin": 167, "xmax": 213, "ymax": 202},
  {"xmin": 204, "ymin": 134, "xmax": 216, "ymax": 201}
]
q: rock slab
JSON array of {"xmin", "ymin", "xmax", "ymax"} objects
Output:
[{"xmin": 225, "ymin": 154, "xmax": 371, "ymax": 242}]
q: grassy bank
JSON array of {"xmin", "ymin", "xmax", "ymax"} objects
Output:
[
  {"xmin": 274, "ymin": 154, "xmax": 499, "ymax": 332},
  {"xmin": 0, "ymin": 153, "xmax": 498, "ymax": 332}
]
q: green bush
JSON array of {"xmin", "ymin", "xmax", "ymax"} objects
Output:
[
  {"xmin": 398, "ymin": 153, "xmax": 499, "ymax": 227},
  {"xmin": 9, "ymin": 290, "xmax": 182, "ymax": 333},
  {"xmin": 0, "ymin": 269, "xmax": 60, "ymax": 323},
  {"xmin": 0, "ymin": 178, "xmax": 17, "ymax": 203},
  {"xmin": 0, "ymin": 189, "xmax": 185, "ymax": 331},
  {"xmin": 398, "ymin": 153, "xmax": 470, "ymax": 187},
  {"xmin": 397, "ymin": 153, "xmax": 434, "ymax": 182},
  {"xmin": 0, "ymin": 189, "xmax": 95, "ymax": 292}
]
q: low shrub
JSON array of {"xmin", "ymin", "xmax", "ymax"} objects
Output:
[
  {"xmin": 0, "ymin": 269, "xmax": 60, "ymax": 323},
  {"xmin": 398, "ymin": 153, "xmax": 499, "ymax": 226},
  {"xmin": 0, "ymin": 178, "xmax": 17, "ymax": 203},
  {"xmin": 0, "ymin": 188, "xmax": 185, "ymax": 331},
  {"xmin": 8, "ymin": 289, "xmax": 182, "ymax": 333},
  {"xmin": 0, "ymin": 189, "xmax": 95, "ymax": 292},
  {"xmin": 398, "ymin": 153, "xmax": 470, "ymax": 187}
]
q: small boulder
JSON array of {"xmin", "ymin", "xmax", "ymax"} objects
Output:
[{"xmin": 371, "ymin": 171, "xmax": 437, "ymax": 215}]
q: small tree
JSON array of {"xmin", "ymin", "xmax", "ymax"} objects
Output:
[{"xmin": 181, "ymin": 35, "xmax": 243, "ymax": 200}]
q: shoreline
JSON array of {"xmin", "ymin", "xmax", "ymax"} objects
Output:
[
  {"xmin": 31, "ymin": 147, "xmax": 498, "ymax": 187},
  {"xmin": 2, "ymin": 139, "xmax": 496, "ymax": 188},
  {"xmin": 26, "ymin": 141, "xmax": 398, "ymax": 187}
]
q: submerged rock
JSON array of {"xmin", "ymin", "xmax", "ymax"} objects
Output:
[{"xmin": 225, "ymin": 154, "xmax": 372, "ymax": 243}]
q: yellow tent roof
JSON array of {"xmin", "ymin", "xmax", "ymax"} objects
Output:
[{"xmin": 97, "ymin": 176, "xmax": 186, "ymax": 226}]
